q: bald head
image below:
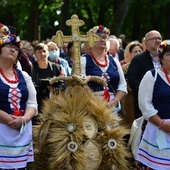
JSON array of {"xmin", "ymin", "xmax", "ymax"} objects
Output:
[
  {"xmin": 144, "ymin": 30, "xmax": 162, "ymax": 56},
  {"xmin": 144, "ymin": 30, "xmax": 161, "ymax": 42}
]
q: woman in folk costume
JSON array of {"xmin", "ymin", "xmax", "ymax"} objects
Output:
[
  {"xmin": 137, "ymin": 40, "xmax": 170, "ymax": 170},
  {"xmin": 81, "ymin": 25, "xmax": 127, "ymax": 113},
  {"xmin": 0, "ymin": 23, "xmax": 38, "ymax": 170}
]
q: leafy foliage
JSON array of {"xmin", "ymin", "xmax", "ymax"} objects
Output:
[{"xmin": 0, "ymin": 0, "xmax": 170, "ymax": 42}]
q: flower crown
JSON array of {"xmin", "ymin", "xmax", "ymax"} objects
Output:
[
  {"xmin": 0, "ymin": 34, "xmax": 23, "ymax": 49},
  {"xmin": 157, "ymin": 40, "xmax": 170, "ymax": 57},
  {"xmin": 90, "ymin": 25, "xmax": 110, "ymax": 35},
  {"xmin": 0, "ymin": 23, "xmax": 10, "ymax": 35}
]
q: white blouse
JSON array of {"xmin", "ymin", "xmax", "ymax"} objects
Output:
[
  {"xmin": 138, "ymin": 68, "xmax": 169, "ymax": 120},
  {"xmin": 81, "ymin": 55, "xmax": 127, "ymax": 93}
]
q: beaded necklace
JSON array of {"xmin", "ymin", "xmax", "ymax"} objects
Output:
[
  {"xmin": 0, "ymin": 68, "xmax": 19, "ymax": 84},
  {"xmin": 162, "ymin": 67, "xmax": 170, "ymax": 84},
  {"xmin": 91, "ymin": 53, "xmax": 108, "ymax": 67}
]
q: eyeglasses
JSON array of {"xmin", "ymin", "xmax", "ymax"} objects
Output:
[
  {"xmin": 4, "ymin": 44, "xmax": 20, "ymax": 52},
  {"xmin": 132, "ymin": 50, "xmax": 143, "ymax": 54},
  {"xmin": 145, "ymin": 37, "xmax": 162, "ymax": 42}
]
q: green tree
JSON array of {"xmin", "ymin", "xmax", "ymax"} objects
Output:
[{"xmin": 1, "ymin": 0, "xmax": 170, "ymax": 42}]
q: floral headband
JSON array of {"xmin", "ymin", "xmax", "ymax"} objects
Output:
[
  {"xmin": 90, "ymin": 25, "xmax": 110, "ymax": 35},
  {"xmin": 157, "ymin": 40, "xmax": 170, "ymax": 57},
  {"xmin": 0, "ymin": 23, "xmax": 22, "ymax": 50},
  {"xmin": 0, "ymin": 23, "xmax": 10, "ymax": 35},
  {"xmin": 0, "ymin": 34, "xmax": 23, "ymax": 50}
]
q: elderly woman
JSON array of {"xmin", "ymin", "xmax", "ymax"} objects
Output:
[
  {"xmin": 137, "ymin": 40, "xmax": 170, "ymax": 169},
  {"xmin": 121, "ymin": 41, "xmax": 143, "ymax": 66},
  {"xmin": 81, "ymin": 25, "xmax": 127, "ymax": 112},
  {"xmin": 0, "ymin": 23, "xmax": 37, "ymax": 170},
  {"xmin": 47, "ymin": 41, "xmax": 71, "ymax": 76}
]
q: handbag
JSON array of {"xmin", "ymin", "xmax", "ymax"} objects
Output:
[{"xmin": 128, "ymin": 116, "xmax": 144, "ymax": 159}]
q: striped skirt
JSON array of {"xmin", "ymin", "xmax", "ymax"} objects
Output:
[
  {"xmin": 136, "ymin": 120, "xmax": 170, "ymax": 170},
  {"xmin": 0, "ymin": 121, "xmax": 34, "ymax": 169}
]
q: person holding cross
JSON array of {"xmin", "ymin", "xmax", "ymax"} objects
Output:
[{"xmin": 81, "ymin": 25, "xmax": 127, "ymax": 113}]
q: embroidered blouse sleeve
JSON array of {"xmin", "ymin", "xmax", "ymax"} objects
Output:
[
  {"xmin": 22, "ymin": 71, "xmax": 38, "ymax": 115},
  {"xmin": 114, "ymin": 58, "xmax": 127, "ymax": 93},
  {"xmin": 138, "ymin": 70, "xmax": 158, "ymax": 120},
  {"xmin": 81, "ymin": 55, "xmax": 87, "ymax": 75}
]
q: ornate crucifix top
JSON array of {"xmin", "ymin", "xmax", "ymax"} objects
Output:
[
  {"xmin": 50, "ymin": 14, "xmax": 106, "ymax": 88},
  {"xmin": 52, "ymin": 14, "xmax": 100, "ymax": 75}
]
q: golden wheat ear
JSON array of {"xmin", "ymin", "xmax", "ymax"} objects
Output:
[
  {"xmin": 49, "ymin": 75, "xmax": 73, "ymax": 86},
  {"xmin": 85, "ymin": 75, "xmax": 106, "ymax": 86}
]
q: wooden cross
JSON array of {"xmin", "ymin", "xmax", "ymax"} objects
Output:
[{"xmin": 52, "ymin": 14, "xmax": 100, "ymax": 75}]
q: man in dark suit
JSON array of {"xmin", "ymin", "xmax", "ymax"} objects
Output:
[
  {"xmin": 127, "ymin": 30, "xmax": 162, "ymax": 119},
  {"xmin": 108, "ymin": 38, "xmax": 124, "ymax": 62},
  {"xmin": 117, "ymin": 48, "xmax": 124, "ymax": 61}
]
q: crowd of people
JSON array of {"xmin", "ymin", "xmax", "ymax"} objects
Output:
[{"xmin": 0, "ymin": 21, "xmax": 169, "ymax": 170}]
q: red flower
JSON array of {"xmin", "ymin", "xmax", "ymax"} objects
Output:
[{"xmin": 99, "ymin": 25, "xmax": 104, "ymax": 30}]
